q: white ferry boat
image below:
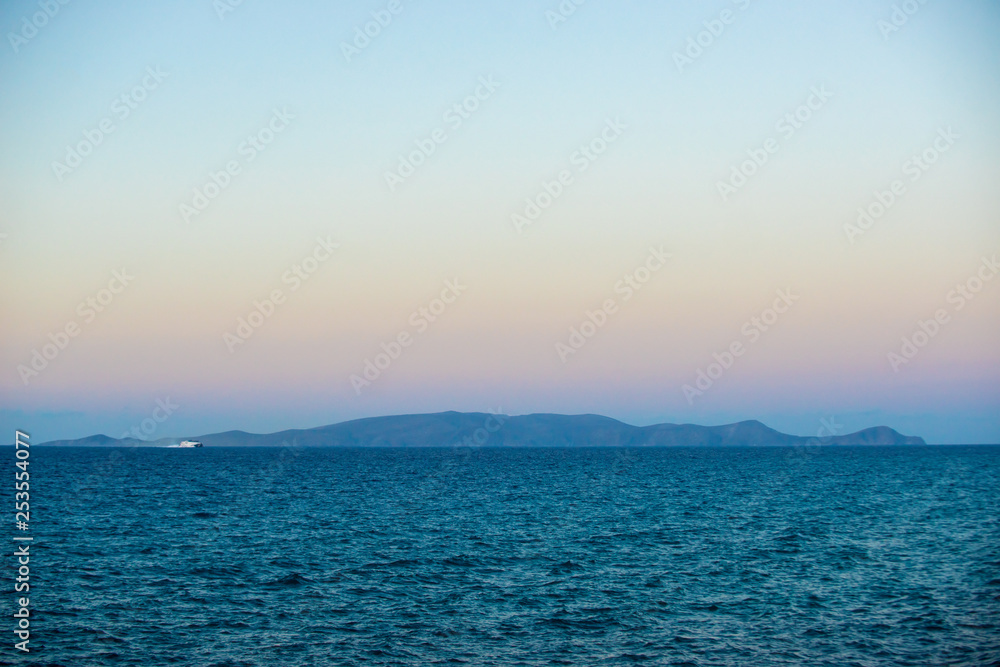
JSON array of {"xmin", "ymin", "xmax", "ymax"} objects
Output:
[{"xmin": 176, "ymin": 440, "xmax": 203, "ymax": 448}]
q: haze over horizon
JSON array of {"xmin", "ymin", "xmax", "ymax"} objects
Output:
[{"xmin": 2, "ymin": 1, "xmax": 999, "ymax": 444}]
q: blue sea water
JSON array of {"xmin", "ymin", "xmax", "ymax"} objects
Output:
[{"xmin": 7, "ymin": 445, "xmax": 1000, "ymax": 666}]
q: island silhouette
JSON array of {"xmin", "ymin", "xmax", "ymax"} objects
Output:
[{"xmin": 36, "ymin": 412, "xmax": 927, "ymax": 447}]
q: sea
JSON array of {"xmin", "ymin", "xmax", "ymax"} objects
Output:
[{"xmin": 7, "ymin": 445, "xmax": 1000, "ymax": 666}]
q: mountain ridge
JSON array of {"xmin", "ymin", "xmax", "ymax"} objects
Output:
[{"xmin": 33, "ymin": 412, "xmax": 927, "ymax": 447}]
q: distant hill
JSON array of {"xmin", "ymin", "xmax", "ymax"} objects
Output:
[{"xmin": 34, "ymin": 412, "xmax": 927, "ymax": 447}]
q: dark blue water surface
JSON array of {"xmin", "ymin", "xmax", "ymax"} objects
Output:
[{"xmin": 7, "ymin": 445, "xmax": 1000, "ymax": 666}]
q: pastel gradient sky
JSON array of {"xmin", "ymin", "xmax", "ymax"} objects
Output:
[{"xmin": 1, "ymin": 0, "xmax": 998, "ymax": 444}]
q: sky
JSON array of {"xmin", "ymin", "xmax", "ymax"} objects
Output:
[{"xmin": 1, "ymin": 0, "xmax": 998, "ymax": 444}]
